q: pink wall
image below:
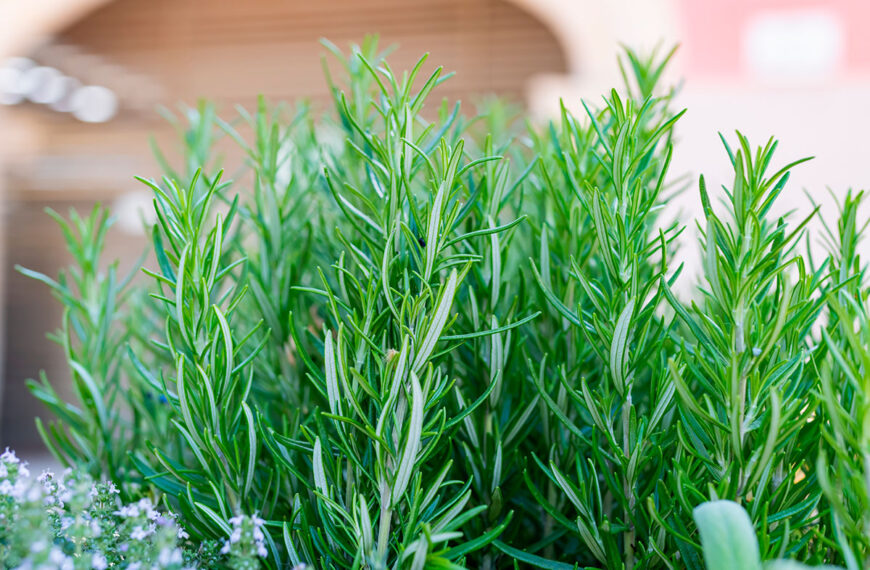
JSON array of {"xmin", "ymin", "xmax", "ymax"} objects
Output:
[{"xmin": 678, "ymin": 0, "xmax": 870, "ymax": 78}]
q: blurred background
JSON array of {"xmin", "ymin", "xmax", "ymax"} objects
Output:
[{"xmin": 1, "ymin": 0, "xmax": 869, "ymax": 457}]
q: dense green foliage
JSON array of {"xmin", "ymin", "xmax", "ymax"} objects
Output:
[{"xmin": 15, "ymin": 40, "xmax": 870, "ymax": 569}]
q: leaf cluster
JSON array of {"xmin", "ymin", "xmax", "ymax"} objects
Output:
[{"xmin": 20, "ymin": 39, "xmax": 870, "ymax": 569}]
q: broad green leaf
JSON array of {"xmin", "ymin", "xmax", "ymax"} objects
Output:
[{"xmin": 693, "ymin": 500, "xmax": 762, "ymax": 570}]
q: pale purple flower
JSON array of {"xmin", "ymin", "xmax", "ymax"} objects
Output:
[{"xmin": 60, "ymin": 516, "xmax": 74, "ymax": 531}]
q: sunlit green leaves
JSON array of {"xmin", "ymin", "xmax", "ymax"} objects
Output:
[
  {"xmin": 527, "ymin": 46, "xmax": 683, "ymax": 569},
  {"xmin": 661, "ymin": 134, "xmax": 828, "ymax": 564}
]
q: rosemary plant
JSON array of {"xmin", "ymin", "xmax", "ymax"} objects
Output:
[
  {"xmin": 817, "ymin": 190, "xmax": 870, "ymax": 570},
  {"xmin": 16, "ymin": 39, "xmax": 870, "ymax": 569},
  {"xmin": 527, "ymin": 50, "xmax": 683, "ymax": 568},
  {"xmin": 17, "ymin": 207, "xmax": 141, "ymax": 489},
  {"xmin": 657, "ymin": 134, "xmax": 830, "ymax": 567}
]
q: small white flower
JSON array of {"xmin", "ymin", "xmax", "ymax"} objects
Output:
[
  {"xmin": 0, "ymin": 479, "xmax": 25, "ymax": 499},
  {"xmin": 136, "ymin": 498, "xmax": 157, "ymax": 520},
  {"xmin": 92, "ymin": 552, "xmax": 108, "ymax": 570},
  {"xmin": 115, "ymin": 504, "xmax": 140, "ymax": 518},
  {"xmin": 49, "ymin": 546, "xmax": 74, "ymax": 570},
  {"xmin": 130, "ymin": 524, "xmax": 154, "ymax": 541},
  {"xmin": 1, "ymin": 448, "xmax": 20, "ymax": 464},
  {"xmin": 0, "ymin": 463, "xmax": 8, "ymax": 478},
  {"xmin": 158, "ymin": 547, "xmax": 183, "ymax": 566},
  {"xmin": 222, "ymin": 513, "xmax": 269, "ymax": 558},
  {"xmin": 57, "ymin": 486, "xmax": 73, "ymax": 506},
  {"xmin": 177, "ymin": 527, "xmax": 190, "ymax": 540}
]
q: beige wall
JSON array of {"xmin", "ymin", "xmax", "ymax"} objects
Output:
[{"xmin": 0, "ymin": 0, "xmax": 114, "ymax": 58}]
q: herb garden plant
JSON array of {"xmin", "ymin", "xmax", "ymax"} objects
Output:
[{"xmin": 4, "ymin": 39, "xmax": 870, "ymax": 569}]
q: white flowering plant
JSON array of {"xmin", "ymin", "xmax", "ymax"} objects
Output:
[
  {"xmin": 0, "ymin": 449, "xmax": 270, "ymax": 569},
  {"xmin": 13, "ymin": 38, "xmax": 870, "ymax": 569}
]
